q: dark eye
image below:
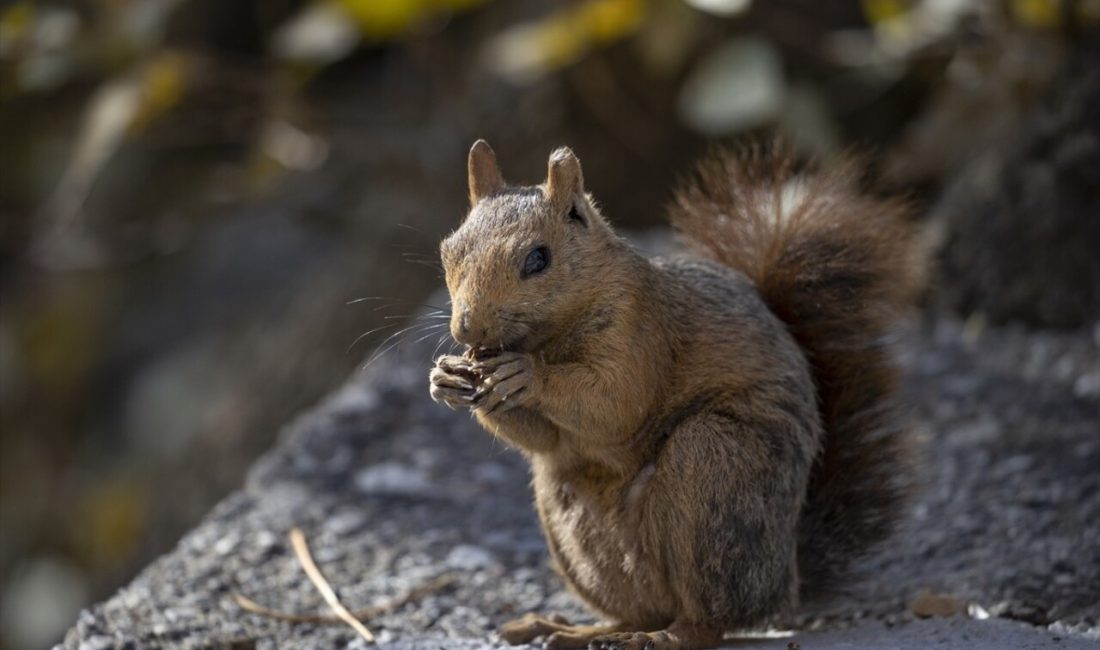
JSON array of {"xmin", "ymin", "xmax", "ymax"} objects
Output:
[{"xmin": 522, "ymin": 246, "xmax": 550, "ymax": 278}]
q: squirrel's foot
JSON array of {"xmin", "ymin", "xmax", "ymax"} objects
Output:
[
  {"xmin": 429, "ymin": 355, "xmax": 478, "ymax": 409},
  {"xmin": 589, "ymin": 631, "xmax": 671, "ymax": 650},
  {"xmin": 471, "ymin": 351, "xmax": 538, "ymax": 415},
  {"xmin": 499, "ymin": 612, "xmax": 569, "ymax": 644},
  {"xmin": 499, "ymin": 613, "xmax": 624, "ymax": 648},
  {"xmin": 589, "ymin": 624, "xmax": 722, "ymax": 650}
]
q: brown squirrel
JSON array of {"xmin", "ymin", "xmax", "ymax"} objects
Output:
[{"xmin": 429, "ymin": 140, "xmax": 925, "ymax": 650}]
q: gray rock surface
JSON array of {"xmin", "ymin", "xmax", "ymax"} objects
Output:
[{"xmin": 61, "ymin": 315, "xmax": 1099, "ymax": 649}]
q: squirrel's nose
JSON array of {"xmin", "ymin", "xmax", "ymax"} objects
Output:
[
  {"xmin": 452, "ymin": 305, "xmax": 474, "ymax": 344},
  {"xmin": 458, "ymin": 310, "xmax": 471, "ymax": 337}
]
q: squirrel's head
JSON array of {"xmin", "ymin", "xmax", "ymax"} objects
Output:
[{"xmin": 440, "ymin": 140, "xmax": 617, "ymax": 353}]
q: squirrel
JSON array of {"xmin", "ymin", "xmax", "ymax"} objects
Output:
[{"xmin": 429, "ymin": 140, "xmax": 926, "ymax": 650}]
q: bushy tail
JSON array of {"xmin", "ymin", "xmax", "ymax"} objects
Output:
[{"xmin": 669, "ymin": 145, "xmax": 926, "ymax": 598}]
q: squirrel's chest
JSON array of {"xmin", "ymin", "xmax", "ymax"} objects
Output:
[{"xmin": 532, "ymin": 465, "xmax": 675, "ymax": 623}]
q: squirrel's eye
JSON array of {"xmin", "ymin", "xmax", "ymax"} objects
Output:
[{"xmin": 522, "ymin": 246, "xmax": 550, "ymax": 278}]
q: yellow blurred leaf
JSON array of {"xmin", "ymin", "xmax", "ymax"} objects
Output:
[
  {"xmin": 24, "ymin": 304, "xmax": 94, "ymax": 397},
  {"xmin": 1010, "ymin": 0, "xmax": 1062, "ymax": 28},
  {"xmin": 333, "ymin": 0, "xmax": 488, "ymax": 42},
  {"xmin": 536, "ymin": 19, "xmax": 587, "ymax": 68},
  {"xmin": 130, "ymin": 52, "xmax": 187, "ymax": 132},
  {"xmin": 1, "ymin": 2, "xmax": 32, "ymax": 28},
  {"xmin": 486, "ymin": 0, "xmax": 646, "ymax": 83},
  {"xmin": 438, "ymin": 0, "xmax": 486, "ymax": 10},
  {"xmin": 77, "ymin": 476, "xmax": 149, "ymax": 567},
  {"xmin": 0, "ymin": 2, "xmax": 34, "ymax": 56},
  {"xmin": 582, "ymin": 0, "xmax": 645, "ymax": 42},
  {"xmin": 636, "ymin": 0, "xmax": 700, "ymax": 75},
  {"xmin": 335, "ymin": 0, "xmax": 425, "ymax": 40},
  {"xmin": 862, "ymin": 0, "xmax": 912, "ymax": 25},
  {"xmin": 21, "ymin": 280, "xmax": 112, "ymax": 399}
]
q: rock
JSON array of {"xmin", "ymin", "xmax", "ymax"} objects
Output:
[
  {"xmin": 353, "ymin": 462, "xmax": 434, "ymax": 497},
  {"xmin": 58, "ymin": 311, "xmax": 1100, "ymax": 647},
  {"xmin": 446, "ymin": 545, "xmax": 497, "ymax": 571},
  {"xmin": 76, "ymin": 636, "xmax": 114, "ymax": 650}
]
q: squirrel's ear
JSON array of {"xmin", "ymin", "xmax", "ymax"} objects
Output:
[
  {"xmin": 468, "ymin": 139, "xmax": 504, "ymax": 206},
  {"xmin": 546, "ymin": 147, "xmax": 584, "ymax": 212}
]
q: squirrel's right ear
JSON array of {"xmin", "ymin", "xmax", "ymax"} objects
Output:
[
  {"xmin": 545, "ymin": 147, "xmax": 584, "ymax": 213},
  {"xmin": 467, "ymin": 139, "xmax": 504, "ymax": 206}
]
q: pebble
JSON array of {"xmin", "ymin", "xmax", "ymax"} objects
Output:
[
  {"xmin": 77, "ymin": 636, "xmax": 115, "ymax": 650},
  {"xmin": 354, "ymin": 462, "xmax": 433, "ymax": 496},
  {"xmin": 213, "ymin": 534, "xmax": 238, "ymax": 556},
  {"xmin": 446, "ymin": 545, "xmax": 497, "ymax": 571},
  {"xmin": 253, "ymin": 529, "xmax": 278, "ymax": 550},
  {"xmin": 325, "ymin": 509, "xmax": 368, "ymax": 536}
]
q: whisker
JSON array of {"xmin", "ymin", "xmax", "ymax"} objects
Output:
[
  {"xmin": 361, "ymin": 335, "xmax": 420, "ymax": 370},
  {"xmin": 361, "ymin": 321, "xmax": 439, "ymax": 362},
  {"xmin": 382, "ymin": 313, "xmax": 450, "ymax": 321},
  {"xmin": 346, "ymin": 296, "xmax": 391, "ymax": 305},
  {"xmin": 372, "ymin": 303, "xmax": 448, "ymax": 315},
  {"xmin": 411, "ymin": 324, "xmax": 449, "ymax": 345},
  {"xmin": 432, "ymin": 332, "xmax": 452, "ymax": 359},
  {"xmin": 346, "ymin": 321, "xmax": 405, "ymax": 354},
  {"xmin": 347, "ymin": 296, "xmax": 451, "ymax": 313},
  {"xmin": 404, "ymin": 260, "xmax": 445, "ymax": 273},
  {"xmin": 362, "ymin": 336, "xmax": 412, "ymax": 370},
  {"xmin": 401, "ymin": 252, "xmax": 441, "ymax": 261}
]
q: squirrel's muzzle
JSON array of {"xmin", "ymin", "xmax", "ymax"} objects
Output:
[
  {"xmin": 451, "ymin": 304, "xmax": 486, "ymax": 347},
  {"xmin": 456, "ymin": 309, "xmax": 471, "ymax": 338}
]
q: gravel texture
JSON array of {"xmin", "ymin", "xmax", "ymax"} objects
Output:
[{"xmin": 60, "ymin": 312, "xmax": 1099, "ymax": 649}]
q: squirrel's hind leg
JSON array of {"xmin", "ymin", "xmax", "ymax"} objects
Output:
[{"xmin": 499, "ymin": 613, "xmax": 629, "ymax": 649}]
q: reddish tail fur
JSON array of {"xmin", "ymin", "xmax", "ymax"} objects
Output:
[{"xmin": 669, "ymin": 146, "xmax": 926, "ymax": 597}]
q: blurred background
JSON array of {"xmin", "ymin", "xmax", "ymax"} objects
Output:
[{"xmin": 0, "ymin": 0, "xmax": 1097, "ymax": 648}]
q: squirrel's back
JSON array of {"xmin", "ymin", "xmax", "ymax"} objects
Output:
[{"xmin": 669, "ymin": 146, "xmax": 926, "ymax": 597}]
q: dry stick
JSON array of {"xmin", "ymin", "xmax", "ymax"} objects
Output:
[
  {"xmin": 232, "ymin": 573, "xmax": 457, "ymax": 624},
  {"xmin": 287, "ymin": 526, "xmax": 375, "ymax": 642}
]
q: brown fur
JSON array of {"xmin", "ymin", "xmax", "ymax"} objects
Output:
[
  {"xmin": 669, "ymin": 146, "xmax": 926, "ymax": 596},
  {"xmin": 429, "ymin": 141, "xmax": 924, "ymax": 650}
]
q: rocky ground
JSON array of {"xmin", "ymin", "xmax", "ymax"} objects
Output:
[{"xmin": 60, "ymin": 307, "xmax": 1099, "ymax": 649}]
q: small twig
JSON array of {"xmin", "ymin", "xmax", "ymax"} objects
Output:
[
  {"xmin": 288, "ymin": 526, "xmax": 375, "ymax": 642},
  {"xmin": 232, "ymin": 573, "xmax": 457, "ymax": 624},
  {"xmin": 233, "ymin": 593, "xmax": 328, "ymax": 624},
  {"xmin": 231, "ymin": 528, "xmax": 458, "ymax": 640}
]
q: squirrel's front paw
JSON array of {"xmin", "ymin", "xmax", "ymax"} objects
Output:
[
  {"xmin": 471, "ymin": 351, "xmax": 539, "ymax": 415},
  {"xmin": 430, "ymin": 355, "xmax": 478, "ymax": 409}
]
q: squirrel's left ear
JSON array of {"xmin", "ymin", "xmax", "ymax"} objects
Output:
[
  {"xmin": 546, "ymin": 147, "xmax": 584, "ymax": 213},
  {"xmin": 468, "ymin": 139, "xmax": 505, "ymax": 206}
]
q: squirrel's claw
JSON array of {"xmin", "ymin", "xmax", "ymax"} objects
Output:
[
  {"xmin": 471, "ymin": 352, "xmax": 537, "ymax": 416},
  {"xmin": 588, "ymin": 631, "xmax": 676, "ymax": 650},
  {"xmin": 429, "ymin": 362, "xmax": 478, "ymax": 409}
]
